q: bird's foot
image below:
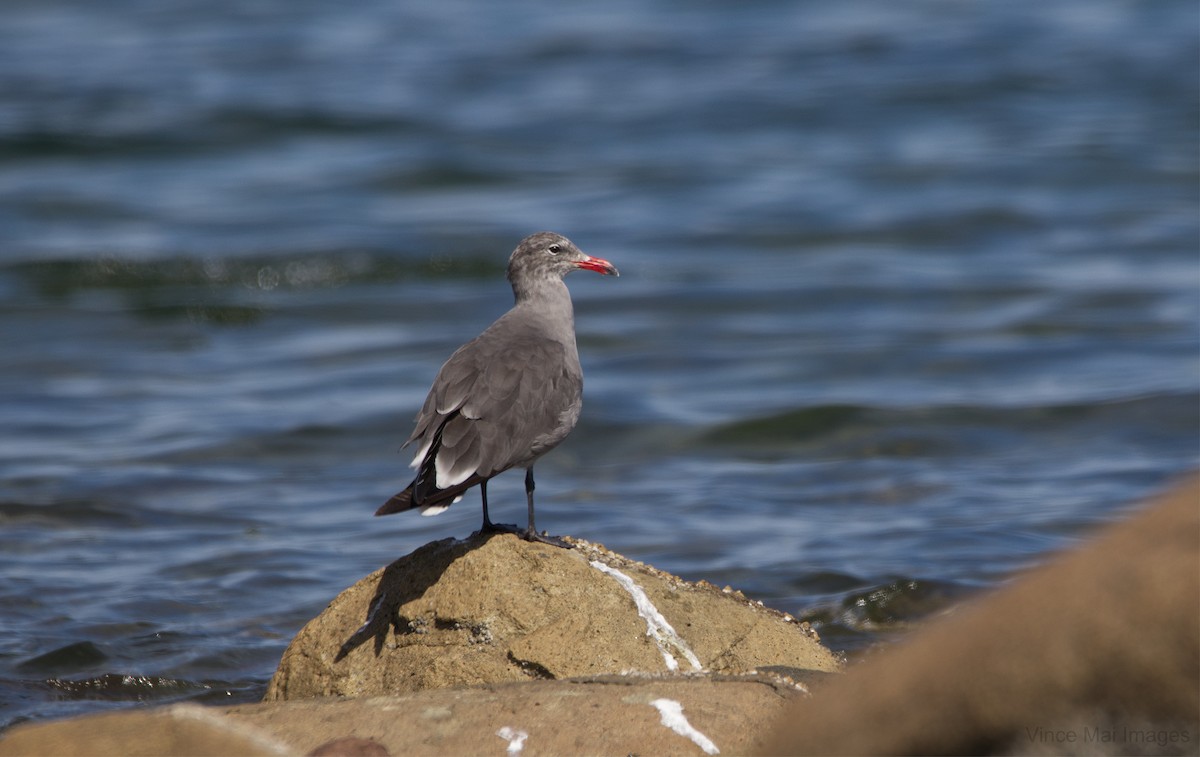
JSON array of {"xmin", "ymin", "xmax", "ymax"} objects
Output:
[
  {"xmin": 476, "ymin": 519, "xmax": 573, "ymax": 549},
  {"xmin": 521, "ymin": 528, "xmax": 574, "ymax": 550},
  {"xmin": 477, "ymin": 519, "xmax": 523, "ymax": 537}
]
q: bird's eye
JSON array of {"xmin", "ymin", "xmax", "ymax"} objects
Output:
[{"xmin": 547, "ymin": 243, "xmax": 561, "ymax": 255}]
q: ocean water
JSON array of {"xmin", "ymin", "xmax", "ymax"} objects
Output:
[{"xmin": 1, "ymin": 0, "xmax": 1197, "ymax": 730}]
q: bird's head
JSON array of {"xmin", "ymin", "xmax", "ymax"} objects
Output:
[{"xmin": 507, "ymin": 232, "xmax": 619, "ymax": 288}]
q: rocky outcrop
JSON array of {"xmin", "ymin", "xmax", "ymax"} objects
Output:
[
  {"xmin": 4, "ymin": 479, "xmax": 1197, "ymax": 756},
  {"xmin": 0, "ymin": 675, "xmax": 809, "ymax": 757},
  {"xmin": 762, "ymin": 476, "xmax": 1200, "ymax": 755},
  {"xmin": 0, "ymin": 703, "xmax": 289, "ymax": 757},
  {"xmin": 266, "ymin": 533, "xmax": 840, "ymax": 700},
  {"xmin": 1, "ymin": 532, "xmax": 838, "ymax": 757}
]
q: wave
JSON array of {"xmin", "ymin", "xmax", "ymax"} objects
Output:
[
  {"xmin": 4, "ymin": 250, "xmax": 505, "ymax": 303},
  {"xmin": 793, "ymin": 575, "xmax": 976, "ymax": 657},
  {"xmin": 695, "ymin": 393, "xmax": 1200, "ymax": 458}
]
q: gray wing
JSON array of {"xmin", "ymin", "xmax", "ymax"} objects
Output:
[{"xmin": 406, "ymin": 322, "xmax": 583, "ymax": 501}]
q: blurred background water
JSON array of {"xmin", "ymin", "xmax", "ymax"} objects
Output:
[{"xmin": 1, "ymin": 0, "xmax": 1197, "ymax": 730}]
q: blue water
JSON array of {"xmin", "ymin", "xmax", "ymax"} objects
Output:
[{"xmin": 1, "ymin": 0, "xmax": 1197, "ymax": 730}]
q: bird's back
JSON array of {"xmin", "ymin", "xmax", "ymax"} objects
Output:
[{"xmin": 406, "ymin": 304, "xmax": 583, "ymax": 500}]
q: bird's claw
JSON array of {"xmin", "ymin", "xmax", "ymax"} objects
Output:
[
  {"xmin": 521, "ymin": 529, "xmax": 574, "ymax": 550},
  {"xmin": 478, "ymin": 520, "xmax": 523, "ymax": 537}
]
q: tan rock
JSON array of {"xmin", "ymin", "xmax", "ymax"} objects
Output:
[
  {"xmin": 248, "ymin": 676, "xmax": 808, "ymax": 756},
  {"xmin": 0, "ymin": 703, "xmax": 290, "ymax": 757},
  {"xmin": 761, "ymin": 476, "xmax": 1200, "ymax": 755},
  {"xmin": 1, "ymin": 676, "xmax": 810, "ymax": 757},
  {"xmin": 266, "ymin": 533, "xmax": 839, "ymax": 701}
]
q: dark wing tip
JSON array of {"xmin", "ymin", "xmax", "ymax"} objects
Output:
[{"xmin": 375, "ymin": 488, "xmax": 414, "ymax": 516}]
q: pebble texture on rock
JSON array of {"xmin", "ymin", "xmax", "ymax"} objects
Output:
[{"xmin": 265, "ymin": 533, "xmax": 839, "ymax": 700}]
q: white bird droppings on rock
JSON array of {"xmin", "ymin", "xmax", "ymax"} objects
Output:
[
  {"xmin": 496, "ymin": 726, "xmax": 528, "ymax": 755},
  {"xmin": 650, "ymin": 698, "xmax": 720, "ymax": 755},
  {"xmin": 589, "ymin": 560, "xmax": 703, "ymax": 672}
]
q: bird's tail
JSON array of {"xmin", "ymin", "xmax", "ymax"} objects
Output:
[{"xmin": 375, "ymin": 485, "xmax": 415, "ymax": 516}]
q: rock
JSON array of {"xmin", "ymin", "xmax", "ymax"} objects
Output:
[
  {"xmin": 306, "ymin": 736, "xmax": 389, "ymax": 756},
  {"xmin": 761, "ymin": 475, "xmax": 1200, "ymax": 756},
  {"xmin": 1, "ymin": 531, "xmax": 838, "ymax": 757},
  {"xmin": 245, "ymin": 676, "xmax": 808, "ymax": 756},
  {"xmin": 0, "ymin": 676, "xmax": 809, "ymax": 757},
  {"xmin": 266, "ymin": 533, "xmax": 839, "ymax": 700},
  {"xmin": 7, "ymin": 481, "xmax": 1196, "ymax": 757},
  {"xmin": 0, "ymin": 703, "xmax": 290, "ymax": 757}
]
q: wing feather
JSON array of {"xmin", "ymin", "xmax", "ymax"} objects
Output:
[{"xmin": 397, "ymin": 315, "xmax": 583, "ymax": 512}]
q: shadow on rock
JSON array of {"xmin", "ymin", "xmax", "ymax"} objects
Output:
[{"xmin": 334, "ymin": 536, "xmax": 473, "ymax": 662}]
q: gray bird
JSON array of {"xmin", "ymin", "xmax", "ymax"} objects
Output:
[{"xmin": 376, "ymin": 232, "xmax": 618, "ymax": 545}]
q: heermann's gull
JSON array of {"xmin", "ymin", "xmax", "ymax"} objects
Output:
[{"xmin": 376, "ymin": 232, "xmax": 618, "ymax": 546}]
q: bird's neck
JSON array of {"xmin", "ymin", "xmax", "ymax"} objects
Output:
[
  {"xmin": 512, "ymin": 275, "xmax": 570, "ymax": 307},
  {"xmin": 512, "ymin": 278, "xmax": 576, "ymax": 339}
]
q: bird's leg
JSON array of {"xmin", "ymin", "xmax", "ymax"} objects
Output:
[
  {"xmin": 524, "ymin": 468, "xmax": 536, "ymax": 534},
  {"xmin": 521, "ymin": 467, "xmax": 572, "ymax": 549},
  {"xmin": 477, "ymin": 480, "xmax": 521, "ymax": 537},
  {"xmin": 480, "ymin": 480, "xmax": 494, "ymax": 531}
]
